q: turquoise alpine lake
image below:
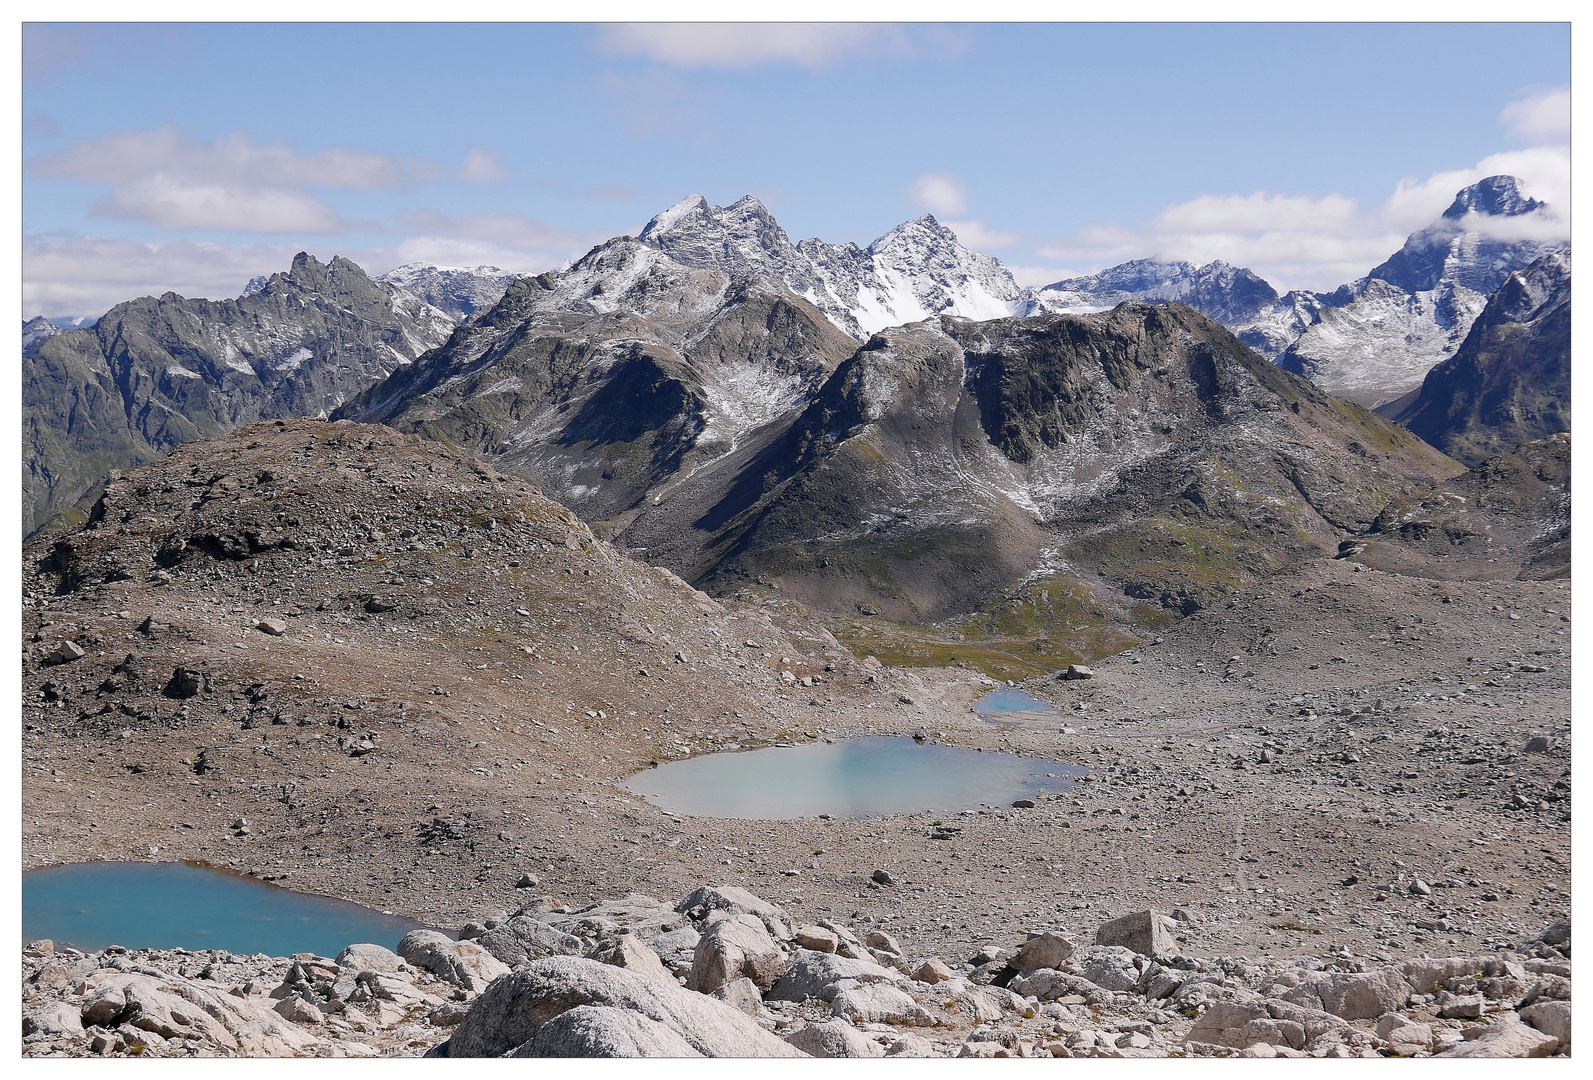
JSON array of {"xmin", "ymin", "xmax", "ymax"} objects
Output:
[
  {"xmin": 620, "ymin": 735, "xmax": 1082, "ymax": 819},
  {"xmin": 22, "ymin": 861, "xmax": 433, "ymax": 957},
  {"xmin": 973, "ymin": 688, "xmax": 1057, "ymax": 714}
]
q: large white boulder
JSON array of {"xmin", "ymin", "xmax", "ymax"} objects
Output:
[
  {"xmin": 690, "ymin": 912, "xmax": 788, "ymax": 992},
  {"xmin": 442, "ymin": 956, "xmax": 802, "ymax": 1058},
  {"xmin": 767, "ymin": 949, "xmax": 904, "ymax": 1001},
  {"xmin": 397, "ymin": 930, "xmax": 512, "ymax": 992}
]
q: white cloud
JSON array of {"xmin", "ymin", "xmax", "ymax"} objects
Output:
[
  {"xmin": 396, "ymin": 209, "xmax": 596, "ymax": 251},
  {"xmin": 1500, "ymin": 88, "xmax": 1570, "ymax": 145},
  {"xmin": 31, "ymin": 125, "xmax": 425, "ymax": 234},
  {"xmin": 907, "ymin": 174, "xmax": 1021, "ymax": 251},
  {"xmin": 908, "ymin": 173, "xmax": 967, "ymax": 217},
  {"xmin": 368, "ymin": 209, "xmax": 624, "ymax": 277},
  {"xmin": 94, "ymin": 177, "xmax": 356, "ymax": 233},
  {"xmin": 22, "ymin": 234, "xmax": 303, "ymax": 318},
  {"xmin": 36, "ymin": 125, "xmax": 416, "ymax": 189},
  {"xmin": 1040, "ymin": 145, "xmax": 1571, "ymax": 293},
  {"xmin": 1381, "ymin": 145, "xmax": 1570, "ymax": 233},
  {"xmin": 460, "ymin": 147, "xmax": 512, "ymax": 183},
  {"xmin": 944, "ymin": 219, "xmax": 1021, "ymax": 250},
  {"xmin": 598, "ymin": 23, "xmax": 919, "ymax": 71}
]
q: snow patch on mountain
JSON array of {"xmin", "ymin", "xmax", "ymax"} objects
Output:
[
  {"xmin": 1277, "ymin": 175, "xmax": 1565, "ymax": 407},
  {"xmin": 638, "ymin": 194, "xmax": 1035, "ymax": 340},
  {"xmin": 22, "ymin": 316, "xmax": 59, "ymax": 357},
  {"xmin": 377, "ymin": 263, "xmax": 519, "ymax": 323}
]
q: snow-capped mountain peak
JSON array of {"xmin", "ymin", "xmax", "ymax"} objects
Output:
[
  {"xmin": 375, "ymin": 263, "xmax": 520, "ymax": 323},
  {"xmin": 637, "ymin": 194, "xmax": 1034, "ymax": 339},
  {"xmin": 639, "ymin": 193, "xmax": 713, "ymax": 239},
  {"xmin": 1442, "ymin": 174, "xmax": 1543, "ymax": 220},
  {"xmin": 22, "ymin": 315, "xmax": 60, "ymax": 357},
  {"xmin": 1277, "ymin": 174, "xmax": 1566, "ymax": 406}
]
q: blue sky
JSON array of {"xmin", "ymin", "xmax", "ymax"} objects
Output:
[{"xmin": 22, "ymin": 22, "xmax": 1571, "ymax": 318}]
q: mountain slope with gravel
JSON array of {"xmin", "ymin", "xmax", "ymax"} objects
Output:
[
  {"xmin": 614, "ymin": 303, "xmax": 1461, "ymax": 640},
  {"xmin": 19, "ymin": 420, "xmax": 1570, "ymax": 1060}
]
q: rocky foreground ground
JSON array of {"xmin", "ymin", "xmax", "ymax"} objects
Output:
[
  {"xmin": 21, "ymin": 884, "xmax": 1571, "ymax": 1058},
  {"xmin": 20, "ymin": 419, "xmax": 1572, "ymax": 1057}
]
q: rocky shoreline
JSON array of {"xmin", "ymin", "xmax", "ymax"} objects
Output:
[{"xmin": 22, "ymin": 884, "xmax": 1570, "ymax": 1058}]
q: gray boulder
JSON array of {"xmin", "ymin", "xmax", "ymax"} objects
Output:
[
  {"xmin": 676, "ymin": 885, "xmax": 793, "ymax": 940},
  {"xmin": 474, "ymin": 917, "xmax": 584, "ymax": 968},
  {"xmin": 398, "ymin": 929, "xmax": 512, "ymax": 992},
  {"xmin": 1008, "ymin": 968, "xmax": 1102, "ymax": 1002},
  {"xmin": 690, "ymin": 912, "xmax": 787, "ymax": 992},
  {"xmin": 1094, "ymin": 910, "xmax": 1179, "ymax": 959},
  {"xmin": 1519, "ymin": 1000, "xmax": 1571, "ymax": 1052},
  {"xmin": 794, "ymin": 926, "xmax": 839, "ymax": 953},
  {"xmin": 710, "ymin": 977, "xmax": 764, "ymax": 1017},
  {"xmin": 1437, "ymin": 1017, "xmax": 1559, "ymax": 1058},
  {"xmin": 1280, "ymin": 966, "xmax": 1412, "ymax": 1020},
  {"xmin": 335, "ymin": 943, "xmax": 404, "ymax": 974},
  {"xmin": 589, "ymin": 935, "xmax": 669, "ymax": 983},
  {"xmin": 830, "ymin": 983, "xmax": 933, "ymax": 1025},
  {"xmin": 886, "ymin": 1032, "xmax": 939, "ymax": 1056},
  {"xmin": 767, "ymin": 949, "xmax": 905, "ymax": 1002},
  {"xmin": 1401, "ymin": 956, "xmax": 1484, "ymax": 995},
  {"xmin": 1184, "ymin": 1002, "xmax": 1306, "ymax": 1050},
  {"xmin": 1013, "ymin": 931, "xmax": 1076, "ymax": 972},
  {"xmin": 23, "ymin": 1001, "xmax": 84, "ymax": 1038},
  {"xmin": 913, "ymin": 958, "xmax": 956, "ymax": 984},
  {"xmin": 784, "ymin": 1020, "xmax": 885, "ymax": 1057},
  {"xmin": 445, "ymin": 956, "xmax": 800, "ymax": 1058},
  {"xmin": 512, "ymin": 1005, "xmax": 702, "ymax": 1057},
  {"xmin": 1079, "ymin": 945, "xmax": 1143, "ymax": 992}
]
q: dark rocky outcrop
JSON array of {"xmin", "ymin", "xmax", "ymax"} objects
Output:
[{"xmin": 1383, "ymin": 252, "xmax": 1569, "ymax": 466}]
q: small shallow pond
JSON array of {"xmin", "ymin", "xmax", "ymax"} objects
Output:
[
  {"xmin": 973, "ymin": 688, "xmax": 1057, "ymax": 715},
  {"xmin": 620, "ymin": 736, "xmax": 1081, "ymax": 820},
  {"xmin": 23, "ymin": 862, "xmax": 433, "ymax": 957}
]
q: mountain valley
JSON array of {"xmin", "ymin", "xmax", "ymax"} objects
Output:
[
  {"xmin": 19, "ymin": 420, "xmax": 1571, "ymax": 1058},
  {"xmin": 19, "ymin": 176, "xmax": 1573, "ymax": 1060}
]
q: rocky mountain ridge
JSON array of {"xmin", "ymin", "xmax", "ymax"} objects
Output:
[
  {"xmin": 334, "ymin": 260, "xmax": 1464, "ymax": 664},
  {"xmin": 22, "ymin": 254, "xmax": 460, "ymax": 537},
  {"xmin": 612, "ymin": 304, "xmax": 1460, "ymax": 631},
  {"xmin": 333, "ymin": 236, "xmax": 859, "ymax": 526},
  {"xmin": 637, "ymin": 194, "xmax": 1036, "ymax": 340},
  {"xmin": 1276, "ymin": 176, "xmax": 1566, "ymax": 407},
  {"xmin": 1382, "ymin": 252, "xmax": 1570, "ymax": 466}
]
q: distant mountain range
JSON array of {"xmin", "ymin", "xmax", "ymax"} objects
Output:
[
  {"xmin": 333, "ymin": 225, "xmax": 1457, "ymax": 641},
  {"xmin": 22, "ymin": 176, "xmax": 1567, "ymax": 563},
  {"xmin": 1032, "ymin": 259, "xmax": 1322, "ymax": 360},
  {"xmin": 335, "ymin": 236, "xmax": 858, "ymax": 526}
]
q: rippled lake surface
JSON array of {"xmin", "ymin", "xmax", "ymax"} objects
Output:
[
  {"xmin": 620, "ymin": 736, "xmax": 1081, "ymax": 819},
  {"xmin": 23, "ymin": 862, "xmax": 432, "ymax": 956}
]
